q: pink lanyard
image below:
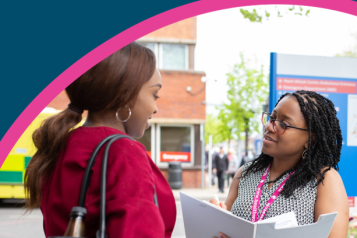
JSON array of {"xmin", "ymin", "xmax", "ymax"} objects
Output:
[{"xmin": 251, "ymin": 164, "xmax": 295, "ymax": 222}]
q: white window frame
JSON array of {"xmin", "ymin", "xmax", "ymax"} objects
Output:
[
  {"xmin": 158, "ymin": 43, "xmax": 189, "ymax": 70},
  {"xmin": 139, "ymin": 42, "xmax": 159, "ymax": 68},
  {"xmin": 156, "ymin": 124, "xmax": 195, "ymax": 168},
  {"xmin": 150, "ymin": 123, "xmax": 156, "ymax": 162},
  {"xmin": 152, "ymin": 43, "xmax": 159, "ymax": 68}
]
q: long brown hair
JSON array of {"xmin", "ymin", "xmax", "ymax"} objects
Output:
[{"xmin": 24, "ymin": 42, "xmax": 156, "ymax": 210}]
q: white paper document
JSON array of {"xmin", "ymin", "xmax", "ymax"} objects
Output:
[
  {"xmin": 180, "ymin": 192, "xmax": 337, "ymax": 238},
  {"xmin": 257, "ymin": 211, "xmax": 298, "ymax": 229}
]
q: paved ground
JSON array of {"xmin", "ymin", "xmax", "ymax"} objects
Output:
[
  {"xmin": 172, "ymin": 185, "xmax": 229, "ymax": 202},
  {"xmin": 0, "ymin": 202, "xmax": 187, "ymax": 238},
  {"xmin": 0, "ymin": 183, "xmax": 229, "ymax": 238},
  {"xmin": 0, "ymin": 203, "xmax": 44, "ymax": 238}
]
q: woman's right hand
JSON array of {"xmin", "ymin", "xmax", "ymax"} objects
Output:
[{"xmin": 209, "ymin": 198, "xmax": 227, "ymax": 210}]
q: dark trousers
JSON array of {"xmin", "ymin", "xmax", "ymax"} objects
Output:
[
  {"xmin": 227, "ymin": 173, "xmax": 234, "ymax": 187},
  {"xmin": 211, "ymin": 172, "xmax": 216, "ymax": 185},
  {"xmin": 217, "ymin": 170, "xmax": 225, "ymax": 192}
]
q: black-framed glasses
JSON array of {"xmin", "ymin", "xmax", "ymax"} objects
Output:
[{"xmin": 261, "ymin": 112, "xmax": 309, "ymax": 135}]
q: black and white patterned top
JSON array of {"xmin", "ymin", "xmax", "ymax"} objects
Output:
[{"xmin": 231, "ymin": 162, "xmax": 317, "ymax": 225}]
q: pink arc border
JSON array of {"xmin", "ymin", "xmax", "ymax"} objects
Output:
[{"xmin": 1, "ymin": 0, "xmax": 357, "ymax": 168}]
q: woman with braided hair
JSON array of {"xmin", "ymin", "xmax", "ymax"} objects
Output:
[{"xmin": 211, "ymin": 90, "xmax": 348, "ymax": 238}]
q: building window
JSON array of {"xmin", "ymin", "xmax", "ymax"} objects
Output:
[
  {"xmin": 140, "ymin": 42, "xmax": 157, "ymax": 56},
  {"xmin": 160, "ymin": 43, "xmax": 188, "ymax": 70},
  {"xmin": 156, "ymin": 125, "xmax": 194, "ymax": 167},
  {"xmin": 138, "ymin": 42, "xmax": 188, "ymax": 70},
  {"xmin": 139, "ymin": 42, "xmax": 158, "ymax": 67}
]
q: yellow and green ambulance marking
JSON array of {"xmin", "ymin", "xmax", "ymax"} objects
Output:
[{"xmin": 0, "ymin": 109, "xmax": 61, "ymax": 199}]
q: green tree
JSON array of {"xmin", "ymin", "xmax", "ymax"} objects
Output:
[
  {"xmin": 216, "ymin": 110, "xmax": 235, "ymax": 152},
  {"xmin": 218, "ymin": 53, "xmax": 269, "ymax": 154},
  {"xmin": 240, "ymin": 5, "xmax": 310, "ymax": 23},
  {"xmin": 205, "ymin": 113, "xmax": 234, "ymax": 151},
  {"xmin": 205, "ymin": 114, "xmax": 223, "ymax": 144}
]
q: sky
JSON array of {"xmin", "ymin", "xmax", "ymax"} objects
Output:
[{"xmin": 194, "ymin": 6, "xmax": 357, "ymax": 115}]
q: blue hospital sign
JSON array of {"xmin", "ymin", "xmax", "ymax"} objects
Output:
[{"xmin": 270, "ymin": 53, "xmax": 357, "ymax": 196}]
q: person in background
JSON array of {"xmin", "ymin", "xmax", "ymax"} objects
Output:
[
  {"xmin": 211, "ymin": 150, "xmax": 218, "ymax": 186},
  {"xmin": 24, "ymin": 42, "xmax": 176, "ymax": 238},
  {"xmin": 227, "ymin": 150, "xmax": 238, "ymax": 187},
  {"xmin": 251, "ymin": 150, "xmax": 257, "ymax": 159},
  {"xmin": 205, "ymin": 149, "xmax": 217, "ymax": 186},
  {"xmin": 205, "ymin": 150, "xmax": 209, "ymax": 168},
  {"xmin": 239, "ymin": 151, "xmax": 249, "ymax": 167},
  {"xmin": 212, "ymin": 147, "xmax": 229, "ymax": 193}
]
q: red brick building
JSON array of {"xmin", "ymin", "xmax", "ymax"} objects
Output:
[{"xmin": 48, "ymin": 17, "xmax": 206, "ymax": 188}]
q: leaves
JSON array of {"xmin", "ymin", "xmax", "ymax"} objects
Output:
[
  {"xmin": 205, "ymin": 114, "xmax": 231, "ymax": 144},
  {"xmin": 336, "ymin": 51, "xmax": 357, "ymax": 57},
  {"xmin": 240, "ymin": 5, "xmax": 310, "ymax": 23},
  {"xmin": 265, "ymin": 11, "xmax": 270, "ymax": 18},
  {"xmin": 205, "ymin": 54, "xmax": 269, "ymax": 145},
  {"xmin": 240, "ymin": 8, "xmax": 262, "ymax": 23}
]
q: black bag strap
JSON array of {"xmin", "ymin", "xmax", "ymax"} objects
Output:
[
  {"xmin": 78, "ymin": 134, "xmax": 159, "ymax": 238},
  {"xmin": 79, "ymin": 134, "xmax": 121, "ymax": 207}
]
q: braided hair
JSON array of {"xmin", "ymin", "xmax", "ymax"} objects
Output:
[{"xmin": 243, "ymin": 90, "xmax": 342, "ymax": 198}]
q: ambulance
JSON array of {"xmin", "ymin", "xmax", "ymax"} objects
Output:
[{"xmin": 0, "ymin": 108, "xmax": 61, "ymax": 199}]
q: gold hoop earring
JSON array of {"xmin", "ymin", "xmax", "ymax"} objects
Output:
[
  {"xmin": 116, "ymin": 105, "xmax": 131, "ymax": 122},
  {"xmin": 302, "ymin": 149, "xmax": 307, "ymax": 160}
]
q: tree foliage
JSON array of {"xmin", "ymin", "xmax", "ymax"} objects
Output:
[
  {"xmin": 205, "ymin": 114, "xmax": 227, "ymax": 144},
  {"xmin": 205, "ymin": 54, "xmax": 269, "ymax": 148},
  {"xmin": 224, "ymin": 53, "xmax": 268, "ymax": 136},
  {"xmin": 240, "ymin": 5, "xmax": 310, "ymax": 23}
]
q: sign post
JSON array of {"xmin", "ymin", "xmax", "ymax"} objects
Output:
[
  {"xmin": 200, "ymin": 123, "xmax": 205, "ymax": 189},
  {"xmin": 208, "ymin": 135, "xmax": 213, "ymax": 189}
]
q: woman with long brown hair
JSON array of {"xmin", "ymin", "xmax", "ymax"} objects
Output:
[{"xmin": 24, "ymin": 42, "xmax": 176, "ymax": 237}]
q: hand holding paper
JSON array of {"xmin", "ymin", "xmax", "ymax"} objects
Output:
[
  {"xmin": 180, "ymin": 192, "xmax": 337, "ymax": 238},
  {"xmin": 209, "ymin": 195, "xmax": 228, "ymax": 211}
]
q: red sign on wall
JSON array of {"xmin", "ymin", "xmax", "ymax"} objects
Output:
[
  {"xmin": 160, "ymin": 151, "xmax": 191, "ymax": 162},
  {"xmin": 277, "ymin": 78, "xmax": 357, "ymax": 94},
  {"xmin": 349, "ymin": 197, "xmax": 355, "ymax": 207}
]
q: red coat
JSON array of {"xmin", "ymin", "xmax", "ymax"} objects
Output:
[{"xmin": 40, "ymin": 126, "xmax": 176, "ymax": 237}]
